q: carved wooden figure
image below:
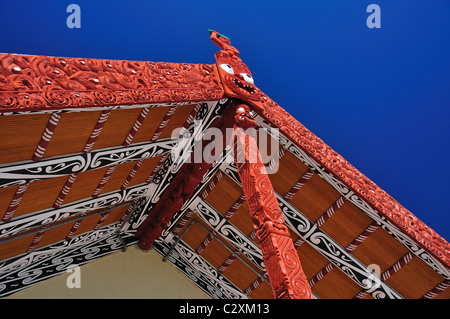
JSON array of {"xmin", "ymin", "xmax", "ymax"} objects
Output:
[{"xmin": 232, "ymin": 103, "xmax": 312, "ymax": 299}]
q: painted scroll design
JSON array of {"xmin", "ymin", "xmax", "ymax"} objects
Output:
[
  {"xmin": 0, "ymin": 223, "xmax": 128, "ymax": 297},
  {"xmin": 257, "ymin": 117, "xmax": 450, "ymax": 280},
  {"xmin": 0, "ymin": 183, "xmax": 149, "ymax": 239},
  {"xmin": 0, "ymin": 53, "xmax": 224, "ymax": 112},
  {"xmin": 209, "ymin": 30, "xmax": 450, "ymax": 269},
  {"xmin": 0, "ymin": 138, "xmax": 177, "ymax": 188}
]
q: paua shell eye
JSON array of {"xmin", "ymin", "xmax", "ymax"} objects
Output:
[
  {"xmin": 240, "ymin": 73, "xmax": 254, "ymax": 84},
  {"xmin": 220, "ymin": 64, "xmax": 234, "ymax": 74}
]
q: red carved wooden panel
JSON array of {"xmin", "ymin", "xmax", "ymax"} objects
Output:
[{"xmin": 0, "ymin": 53, "xmax": 224, "ymax": 112}]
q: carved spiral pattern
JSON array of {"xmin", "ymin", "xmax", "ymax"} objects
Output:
[{"xmin": 0, "ymin": 53, "xmax": 224, "ymax": 111}]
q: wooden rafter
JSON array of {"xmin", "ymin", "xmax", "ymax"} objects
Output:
[
  {"xmin": 421, "ymin": 280, "xmax": 450, "ymax": 299},
  {"xmin": 2, "ymin": 183, "xmax": 29, "ymax": 222},
  {"xmin": 32, "ymin": 112, "xmax": 61, "ymax": 161}
]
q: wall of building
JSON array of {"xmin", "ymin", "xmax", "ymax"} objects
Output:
[{"xmin": 6, "ymin": 245, "xmax": 208, "ymax": 299}]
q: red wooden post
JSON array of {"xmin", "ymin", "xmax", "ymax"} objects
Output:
[{"xmin": 232, "ymin": 103, "xmax": 312, "ymax": 299}]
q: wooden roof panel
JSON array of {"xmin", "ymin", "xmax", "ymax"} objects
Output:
[
  {"xmin": 128, "ymin": 107, "xmax": 170, "ymax": 144},
  {"xmin": 225, "ymin": 202, "xmax": 256, "ymax": 241},
  {"xmin": 179, "ymin": 217, "xmax": 210, "ymax": 251},
  {"xmin": 268, "ymin": 150, "xmax": 309, "ymax": 197},
  {"xmin": 384, "ymin": 255, "xmax": 445, "ymax": 299},
  {"xmin": 126, "ymin": 156, "xmax": 163, "ymax": 187},
  {"xmin": 351, "ymin": 227, "xmax": 410, "ymax": 273},
  {"xmin": 311, "ymin": 267, "xmax": 362, "ymax": 299},
  {"xmin": 44, "ymin": 110, "xmax": 102, "ymax": 158},
  {"xmin": 35, "ymin": 221, "xmax": 76, "ymax": 250},
  {"xmin": 203, "ymin": 174, "xmax": 242, "ymax": 215},
  {"xmin": 102, "ymin": 204, "xmax": 132, "ymax": 227},
  {"xmin": 197, "ymin": 237, "xmax": 232, "ymax": 269},
  {"xmin": 288, "ymin": 173, "xmax": 341, "ymax": 223},
  {"xmin": 0, "ymin": 113, "xmax": 51, "ymax": 164},
  {"xmin": 221, "ymin": 259, "xmax": 262, "ymax": 293},
  {"xmin": 98, "ymin": 161, "xmax": 138, "ymax": 195},
  {"xmin": 320, "ymin": 200, "xmax": 374, "ymax": 249},
  {"xmin": 92, "ymin": 108, "xmax": 144, "ymax": 150},
  {"xmin": 157, "ymin": 104, "xmax": 196, "ymax": 139},
  {"xmin": 12, "ymin": 175, "xmax": 68, "ymax": 218},
  {"xmin": 61, "ymin": 166, "xmax": 109, "ymax": 205},
  {"xmin": 295, "ymin": 239, "xmax": 331, "ymax": 280},
  {"xmin": 0, "ymin": 233, "xmax": 35, "ymax": 261}
]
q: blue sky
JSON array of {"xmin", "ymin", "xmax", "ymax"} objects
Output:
[{"xmin": 0, "ymin": 0, "xmax": 448, "ymax": 241}]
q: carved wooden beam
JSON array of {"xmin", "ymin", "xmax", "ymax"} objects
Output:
[
  {"xmin": 0, "ymin": 53, "xmax": 224, "ymax": 112},
  {"xmin": 231, "ymin": 102, "xmax": 312, "ymax": 299}
]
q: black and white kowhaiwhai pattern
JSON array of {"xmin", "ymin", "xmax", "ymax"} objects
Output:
[
  {"xmin": 0, "ymin": 184, "xmax": 149, "ymax": 239},
  {"xmin": 0, "ymin": 223, "xmax": 133, "ymax": 297},
  {"xmin": 0, "ymin": 138, "xmax": 177, "ymax": 188}
]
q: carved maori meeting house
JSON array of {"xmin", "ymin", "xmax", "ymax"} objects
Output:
[{"xmin": 0, "ymin": 30, "xmax": 448, "ymax": 299}]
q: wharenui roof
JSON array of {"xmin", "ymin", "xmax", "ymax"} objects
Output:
[{"xmin": 0, "ymin": 30, "xmax": 448, "ymax": 299}]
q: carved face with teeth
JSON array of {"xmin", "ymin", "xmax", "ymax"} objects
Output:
[
  {"xmin": 214, "ymin": 50, "xmax": 259, "ymax": 101},
  {"xmin": 209, "ymin": 29, "xmax": 260, "ymax": 101}
]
